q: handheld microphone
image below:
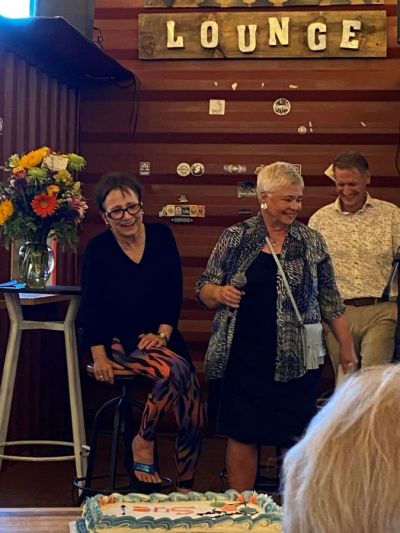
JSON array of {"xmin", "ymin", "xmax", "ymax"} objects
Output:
[
  {"xmin": 228, "ymin": 272, "xmax": 247, "ymax": 317},
  {"xmin": 230, "ymin": 272, "xmax": 247, "ymax": 290}
]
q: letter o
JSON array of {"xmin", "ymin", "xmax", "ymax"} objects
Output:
[{"xmin": 200, "ymin": 21, "xmax": 218, "ymax": 48}]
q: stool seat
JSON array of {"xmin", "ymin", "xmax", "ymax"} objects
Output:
[{"xmin": 86, "ymin": 364, "xmax": 137, "ymax": 379}]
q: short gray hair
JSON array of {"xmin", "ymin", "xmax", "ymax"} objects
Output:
[
  {"xmin": 256, "ymin": 162, "xmax": 304, "ymax": 199},
  {"xmin": 282, "ymin": 364, "xmax": 400, "ymax": 533}
]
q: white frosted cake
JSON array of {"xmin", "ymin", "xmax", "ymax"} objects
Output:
[{"xmin": 79, "ymin": 490, "xmax": 282, "ymax": 532}]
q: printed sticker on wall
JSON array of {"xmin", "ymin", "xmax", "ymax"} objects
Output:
[
  {"xmin": 177, "ymin": 193, "xmax": 189, "ymax": 203},
  {"xmin": 177, "ymin": 162, "xmax": 191, "ymax": 177},
  {"xmin": 224, "ymin": 164, "xmax": 247, "ymax": 174},
  {"xmin": 191, "ymin": 163, "xmax": 205, "ymax": 177},
  {"xmin": 273, "ymin": 98, "xmax": 291, "ymax": 116},
  {"xmin": 209, "ymin": 99, "xmax": 225, "ymax": 115},
  {"xmin": 159, "ymin": 204, "xmax": 206, "ymax": 220},
  {"xmin": 325, "ymin": 163, "xmax": 335, "ymax": 181},
  {"xmin": 139, "ymin": 162, "xmax": 150, "ymax": 176},
  {"xmin": 255, "ymin": 163, "xmax": 301, "ymax": 175}
]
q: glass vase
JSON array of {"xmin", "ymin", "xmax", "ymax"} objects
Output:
[{"xmin": 18, "ymin": 242, "xmax": 54, "ymax": 289}]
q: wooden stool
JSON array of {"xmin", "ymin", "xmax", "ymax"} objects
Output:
[{"xmin": 74, "ymin": 365, "xmax": 171, "ymax": 502}]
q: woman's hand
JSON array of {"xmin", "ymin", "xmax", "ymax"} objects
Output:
[
  {"xmin": 138, "ymin": 332, "xmax": 167, "ymax": 350},
  {"xmin": 91, "ymin": 345, "xmax": 124, "ymax": 385},
  {"xmin": 93, "ymin": 356, "xmax": 124, "ymax": 385},
  {"xmin": 339, "ymin": 346, "xmax": 358, "ymax": 374},
  {"xmin": 328, "ymin": 315, "xmax": 357, "ymax": 375},
  {"xmin": 218, "ymin": 285, "xmax": 245, "ymax": 308}
]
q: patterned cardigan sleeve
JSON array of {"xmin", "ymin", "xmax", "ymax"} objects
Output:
[{"xmin": 196, "ymin": 226, "xmax": 243, "ymax": 296}]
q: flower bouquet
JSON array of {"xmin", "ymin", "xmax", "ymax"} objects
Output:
[{"xmin": 0, "ymin": 146, "xmax": 88, "ymax": 287}]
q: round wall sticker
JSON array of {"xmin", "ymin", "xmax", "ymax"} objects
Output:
[
  {"xmin": 273, "ymin": 98, "xmax": 291, "ymax": 116},
  {"xmin": 176, "ymin": 162, "xmax": 191, "ymax": 177},
  {"xmin": 191, "ymin": 163, "xmax": 204, "ymax": 177}
]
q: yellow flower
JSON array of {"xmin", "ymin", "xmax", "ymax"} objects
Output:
[
  {"xmin": 54, "ymin": 169, "xmax": 72, "ymax": 184},
  {"xmin": 18, "ymin": 146, "xmax": 49, "ymax": 169},
  {"xmin": 0, "ymin": 199, "xmax": 14, "ymax": 224},
  {"xmin": 72, "ymin": 181, "xmax": 81, "ymax": 193},
  {"xmin": 47, "ymin": 185, "xmax": 60, "ymax": 196}
]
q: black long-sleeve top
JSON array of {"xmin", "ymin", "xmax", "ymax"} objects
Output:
[{"xmin": 81, "ymin": 223, "xmax": 190, "ymax": 361}]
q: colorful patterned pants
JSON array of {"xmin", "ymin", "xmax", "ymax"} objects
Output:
[{"xmin": 112, "ymin": 341, "xmax": 204, "ymax": 484}]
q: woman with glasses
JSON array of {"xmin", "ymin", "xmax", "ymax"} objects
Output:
[{"xmin": 81, "ymin": 171, "xmax": 203, "ymax": 491}]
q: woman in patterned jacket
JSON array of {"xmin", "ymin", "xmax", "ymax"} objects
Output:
[{"xmin": 196, "ymin": 161, "xmax": 356, "ymax": 492}]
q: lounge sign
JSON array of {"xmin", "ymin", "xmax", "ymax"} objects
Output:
[
  {"xmin": 144, "ymin": 0, "xmax": 383, "ymax": 8},
  {"xmin": 138, "ymin": 11, "xmax": 386, "ymax": 59}
]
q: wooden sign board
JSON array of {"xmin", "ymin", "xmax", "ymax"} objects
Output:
[
  {"xmin": 138, "ymin": 11, "xmax": 386, "ymax": 59},
  {"xmin": 145, "ymin": 0, "xmax": 383, "ymax": 9}
]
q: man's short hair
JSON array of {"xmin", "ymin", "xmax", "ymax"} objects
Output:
[{"xmin": 333, "ymin": 151, "xmax": 369, "ymax": 175}]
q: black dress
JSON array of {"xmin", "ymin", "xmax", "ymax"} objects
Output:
[{"xmin": 220, "ymin": 251, "xmax": 321, "ymax": 447}]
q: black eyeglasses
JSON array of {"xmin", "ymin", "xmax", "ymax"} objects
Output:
[{"xmin": 105, "ymin": 203, "xmax": 142, "ymax": 220}]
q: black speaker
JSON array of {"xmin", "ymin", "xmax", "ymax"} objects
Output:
[
  {"xmin": 34, "ymin": 0, "xmax": 95, "ymax": 41},
  {"xmin": 398, "ymin": 0, "xmax": 400, "ymax": 43}
]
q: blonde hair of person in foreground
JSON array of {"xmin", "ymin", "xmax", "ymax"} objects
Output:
[{"xmin": 282, "ymin": 364, "xmax": 400, "ymax": 533}]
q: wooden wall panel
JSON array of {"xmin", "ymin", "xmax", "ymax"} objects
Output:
[
  {"xmin": 78, "ymin": 0, "xmax": 400, "ymax": 369},
  {"xmin": 0, "ymin": 50, "xmax": 80, "ymax": 441},
  {"xmin": 0, "ymin": 50, "xmax": 79, "ymax": 285}
]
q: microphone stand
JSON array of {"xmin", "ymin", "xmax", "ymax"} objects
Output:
[{"xmin": 381, "ymin": 247, "xmax": 400, "ymax": 361}]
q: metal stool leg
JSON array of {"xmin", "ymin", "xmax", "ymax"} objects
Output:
[
  {"xmin": 0, "ymin": 296, "xmax": 23, "ymax": 471},
  {"xmin": 82, "ymin": 396, "xmax": 121, "ymax": 493},
  {"xmin": 109, "ymin": 397, "xmax": 124, "ymax": 490},
  {"xmin": 74, "ymin": 378, "xmax": 146, "ymax": 500}
]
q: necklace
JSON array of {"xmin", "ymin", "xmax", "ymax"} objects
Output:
[
  {"xmin": 267, "ymin": 233, "xmax": 287, "ymax": 247},
  {"xmin": 269, "ymin": 240, "xmax": 284, "ymax": 250}
]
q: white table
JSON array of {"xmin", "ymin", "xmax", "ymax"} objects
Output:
[{"xmin": 0, "ymin": 284, "xmax": 88, "ymax": 479}]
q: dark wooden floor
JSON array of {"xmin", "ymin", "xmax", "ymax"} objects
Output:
[
  {"xmin": 0, "ymin": 432, "xmax": 229, "ymax": 507},
  {"xmin": 0, "ymin": 429, "xmax": 288, "ymax": 507},
  {"xmin": 0, "ymin": 436, "xmax": 283, "ymax": 509}
]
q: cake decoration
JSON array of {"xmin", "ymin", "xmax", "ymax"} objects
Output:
[{"xmin": 80, "ymin": 490, "xmax": 282, "ymax": 532}]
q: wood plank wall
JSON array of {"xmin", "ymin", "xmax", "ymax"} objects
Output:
[
  {"xmin": 0, "ymin": 50, "xmax": 79, "ymax": 438},
  {"xmin": 0, "ymin": 49, "xmax": 79, "ymax": 283},
  {"xmin": 79, "ymin": 0, "xmax": 400, "ymax": 369}
]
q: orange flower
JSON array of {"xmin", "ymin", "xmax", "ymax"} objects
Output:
[
  {"xmin": 31, "ymin": 193, "xmax": 57, "ymax": 217},
  {"xmin": 0, "ymin": 199, "xmax": 14, "ymax": 224},
  {"xmin": 47, "ymin": 184, "xmax": 60, "ymax": 196},
  {"xmin": 12, "ymin": 166, "xmax": 27, "ymax": 178},
  {"xmin": 18, "ymin": 147, "xmax": 49, "ymax": 169}
]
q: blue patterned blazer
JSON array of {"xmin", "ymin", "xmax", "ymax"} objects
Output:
[{"xmin": 196, "ymin": 213, "xmax": 344, "ymax": 382}]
